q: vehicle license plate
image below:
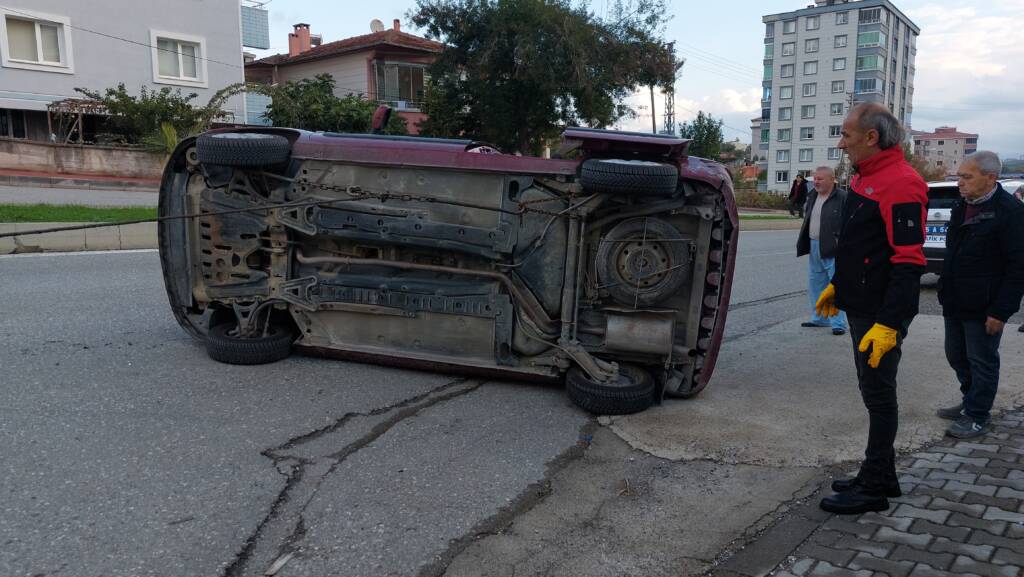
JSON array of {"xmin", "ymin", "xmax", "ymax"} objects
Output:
[{"xmin": 926, "ymin": 224, "xmax": 947, "ymax": 244}]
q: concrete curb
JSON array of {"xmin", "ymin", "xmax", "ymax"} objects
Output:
[
  {"xmin": 0, "ymin": 222, "xmax": 157, "ymax": 254},
  {"xmin": 0, "ymin": 174, "xmax": 159, "ymax": 193},
  {"xmin": 739, "ymin": 218, "xmax": 803, "ymax": 231}
]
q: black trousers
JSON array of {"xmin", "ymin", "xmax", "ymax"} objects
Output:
[{"xmin": 847, "ymin": 315, "xmax": 911, "ymax": 490}]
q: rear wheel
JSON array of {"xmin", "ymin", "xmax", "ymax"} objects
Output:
[
  {"xmin": 196, "ymin": 132, "xmax": 291, "ymax": 167},
  {"xmin": 205, "ymin": 322, "xmax": 296, "ymax": 365},
  {"xmin": 566, "ymin": 364, "xmax": 656, "ymax": 415},
  {"xmin": 580, "ymin": 158, "xmax": 678, "ymax": 196}
]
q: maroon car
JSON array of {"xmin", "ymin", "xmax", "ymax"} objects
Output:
[{"xmin": 158, "ymin": 126, "xmax": 738, "ymax": 414}]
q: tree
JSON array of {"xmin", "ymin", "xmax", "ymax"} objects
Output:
[
  {"xmin": 263, "ymin": 74, "xmax": 406, "ymax": 134},
  {"xmin": 410, "ymin": 0, "xmax": 674, "ymax": 155},
  {"xmin": 902, "ymin": 143, "xmax": 946, "ymax": 182},
  {"xmin": 677, "ymin": 111, "xmax": 723, "ymax": 159}
]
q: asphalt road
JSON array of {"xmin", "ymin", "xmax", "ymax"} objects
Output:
[{"xmin": 1, "ymin": 230, "xmax": 1017, "ymax": 577}]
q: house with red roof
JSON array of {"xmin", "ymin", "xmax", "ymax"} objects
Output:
[
  {"xmin": 245, "ymin": 20, "xmax": 444, "ymax": 134},
  {"xmin": 910, "ymin": 126, "xmax": 979, "ymax": 177}
]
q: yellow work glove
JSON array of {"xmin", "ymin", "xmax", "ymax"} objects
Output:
[
  {"xmin": 858, "ymin": 323, "xmax": 898, "ymax": 369},
  {"xmin": 815, "ymin": 284, "xmax": 838, "ymax": 318}
]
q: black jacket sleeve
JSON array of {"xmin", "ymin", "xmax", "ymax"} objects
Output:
[
  {"xmin": 988, "ymin": 204, "xmax": 1024, "ymax": 322},
  {"xmin": 877, "ymin": 263, "xmax": 924, "ymax": 329}
]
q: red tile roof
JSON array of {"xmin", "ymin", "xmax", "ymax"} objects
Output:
[
  {"xmin": 249, "ymin": 29, "xmax": 444, "ymax": 68},
  {"xmin": 911, "ymin": 127, "xmax": 978, "ymax": 139}
]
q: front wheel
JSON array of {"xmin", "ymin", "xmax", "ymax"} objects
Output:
[
  {"xmin": 566, "ymin": 364, "xmax": 656, "ymax": 415},
  {"xmin": 205, "ymin": 322, "xmax": 296, "ymax": 365}
]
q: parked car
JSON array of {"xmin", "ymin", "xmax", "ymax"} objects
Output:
[
  {"xmin": 157, "ymin": 125, "xmax": 738, "ymax": 414},
  {"xmin": 923, "ymin": 181, "xmax": 960, "ymax": 275},
  {"xmin": 1000, "ymin": 179, "xmax": 1024, "ymax": 202}
]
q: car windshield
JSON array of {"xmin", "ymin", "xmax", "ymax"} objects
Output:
[{"xmin": 927, "ymin": 185, "xmax": 960, "ymax": 210}]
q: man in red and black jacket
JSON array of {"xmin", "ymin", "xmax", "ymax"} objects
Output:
[{"xmin": 815, "ymin": 103, "xmax": 928, "ymax": 515}]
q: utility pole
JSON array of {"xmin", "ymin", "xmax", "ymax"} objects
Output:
[
  {"xmin": 661, "ymin": 44, "xmax": 681, "ymax": 136},
  {"xmin": 650, "ymin": 85, "xmax": 657, "ymax": 134}
]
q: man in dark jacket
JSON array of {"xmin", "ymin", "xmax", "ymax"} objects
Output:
[
  {"xmin": 797, "ymin": 166, "xmax": 848, "ymax": 334},
  {"xmin": 936, "ymin": 151, "xmax": 1024, "ymax": 438},
  {"xmin": 814, "ymin": 103, "xmax": 928, "ymax": 515}
]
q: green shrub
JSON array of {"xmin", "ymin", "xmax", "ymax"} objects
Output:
[{"xmin": 734, "ymin": 190, "xmax": 790, "ymax": 210}]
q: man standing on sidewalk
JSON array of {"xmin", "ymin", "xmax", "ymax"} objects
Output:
[
  {"xmin": 797, "ymin": 166, "xmax": 848, "ymax": 335},
  {"xmin": 936, "ymin": 151, "xmax": 1024, "ymax": 439},
  {"xmin": 814, "ymin": 103, "xmax": 928, "ymax": 515}
]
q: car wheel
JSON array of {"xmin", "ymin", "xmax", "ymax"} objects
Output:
[
  {"xmin": 579, "ymin": 158, "xmax": 678, "ymax": 196},
  {"xmin": 596, "ymin": 217, "xmax": 691, "ymax": 307},
  {"xmin": 196, "ymin": 132, "xmax": 291, "ymax": 167},
  {"xmin": 205, "ymin": 322, "xmax": 296, "ymax": 365},
  {"xmin": 566, "ymin": 364, "xmax": 656, "ymax": 415}
]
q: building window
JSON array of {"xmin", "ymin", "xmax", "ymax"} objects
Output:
[
  {"xmin": 805, "ymin": 38, "xmax": 819, "ymax": 53},
  {"xmin": 780, "ymin": 85, "xmax": 793, "ymax": 100},
  {"xmin": 828, "ymin": 148, "xmax": 841, "ymax": 160},
  {"xmin": 764, "ymin": 44, "xmax": 774, "ymax": 59},
  {"xmin": 0, "ymin": 109, "xmax": 27, "ymax": 138},
  {"xmin": 762, "ymin": 86, "xmax": 772, "ymax": 101},
  {"xmin": 836, "ymin": 12, "xmax": 849, "ymax": 25},
  {"xmin": 776, "ymin": 171, "xmax": 790, "ymax": 183},
  {"xmin": 777, "ymin": 150, "xmax": 790, "ymax": 162},
  {"xmin": 854, "ymin": 78, "xmax": 879, "ymax": 94},
  {"xmin": 857, "ymin": 31, "xmax": 885, "ymax": 48},
  {"xmin": 799, "ymin": 149, "xmax": 813, "ymax": 162},
  {"xmin": 856, "ymin": 55, "xmax": 881, "ymax": 71},
  {"xmin": 800, "ymin": 127, "xmax": 814, "ymax": 140},
  {"xmin": 802, "ymin": 83, "xmax": 816, "ymax": 97},
  {"xmin": 780, "ymin": 64, "xmax": 794, "ymax": 78},
  {"xmin": 375, "ymin": 61, "xmax": 428, "ymax": 109},
  {"xmin": 859, "ymin": 8, "xmax": 881, "ymax": 24},
  {"xmin": 801, "ymin": 105, "xmax": 815, "ymax": 119},
  {"xmin": 806, "ymin": 16, "xmax": 819, "ymax": 30},
  {"xmin": 782, "ymin": 42, "xmax": 795, "ymax": 57},
  {"xmin": 765, "ymin": 22, "xmax": 775, "ymax": 38},
  {"xmin": 783, "ymin": 20, "xmax": 796, "ymax": 34},
  {"xmin": 835, "ymin": 35, "xmax": 847, "ymax": 49},
  {"xmin": 966, "ymin": 138, "xmax": 977, "ymax": 145},
  {"xmin": 829, "ymin": 125, "xmax": 841, "ymax": 137},
  {"xmin": 760, "ymin": 129, "xmax": 770, "ymax": 143},
  {"xmin": 779, "ymin": 107, "xmax": 792, "ymax": 121},
  {"xmin": 831, "ymin": 80, "xmax": 845, "ymax": 93},
  {"xmin": 937, "ymin": 160, "xmax": 943, "ymax": 166},
  {"xmin": 150, "ymin": 31, "xmax": 206, "ymax": 86},
  {"xmin": 1, "ymin": 9, "xmax": 73, "ymax": 73},
  {"xmin": 937, "ymin": 140, "xmax": 944, "ymax": 146},
  {"xmin": 830, "ymin": 103, "xmax": 844, "ymax": 116},
  {"xmin": 778, "ymin": 128, "xmax": 792, "ymax": 142},
  {"xmin": 833, "ymin": 58, "xmax": 846, "ymax": 71},
  {"xmin": 762, "ymin": 108, "xmax": 771, "ymax": 120},
  {"xmin": 803, "ymin": 61, "xmax": 817, "ymax": 75},
  {"xmin": 763, "ymin": 64, "xmax": 772, "ymax": 80}
]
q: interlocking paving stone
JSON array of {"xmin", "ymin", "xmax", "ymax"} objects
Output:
[
  {"xmin": 986, "ymin": 459, "xmax": 1020, "ymax": 470},
  {"xmin": 930, "ymin": 445, "xmax": 974, "ymax": 457},
  {"xmin": 948, "ymin": 512, "xmax": 1008, "ymax": 534},
  {"xmin": 955, "ymin": 442, "xmax": 1002, "ymax": 454},
  {"xmin": 873, "ymin": 527, "xmax": 932, "ymax": 549},
  {"xmin": 979, "ymin": 475, "xmax": 1024, "ymax": 491},
  {"xmin": 820, "ymin": 519, "xmax": 876, "ymax": 539},
  {"xmin": 993, "ymin": 486, "xmax": 1024, "ymax": 500},
  {"xmin": 1005, "ymin": 524, "xmax": 1024, "ymax": 539},
  {"xmin": 792, "ymin": 558, "xmax": 816, "ymax": 576},
  {"xmin": 907, "ymin": 519, "xmax": 969, "ymax": 541},
  {"xmin": 914, "ymin": 487, "xmax": 967, "ymax": 502},
  {"xmin": 889, "ymin": 545, "xmax": 953, "ymax": 569},
  {"xmin": 927, "ymin": 497, "xmax": 986, "ymax": 517},
  {"xmin": 892, "ymin": 504, "xmax": 950, "ymax": 524},
  {"xmin": 968, "ymin": 531, "xmax": 1024, "ymax": 555},
  {"xmin": 798, "ymin": 544, "xmax": 856, "ymax": 568},
  {"xmin": 944, "ymin": 480, "xmax": 997, "ymax": 496},
  {"xmin": 950, "ymin": 556, "xmax": 1020, "ymax": 577},
  {"xmin": 847, "ymin": 552, "xmax": 915, "ymax": 577},
  {"xmin": 959, "ymin": 464, "xmax": 1012, "ymax": 478},
  {"xmin": 961, "ymin": 493, "xmax": 1020, "ymax": 511},
  {"xmin": 913, "ymin": 460, "xmax": 960, "ymax": 472},
  {"xmin": 889, "ymin": 495, "xmax": 931, "ymax": 507},
  {"xmin": 899, "ymin": 475, "xmax": 946, "ymax": 489},
  {"xmin": 992, "ymin": 548, "xmax": 1024, "ymax": 567},
  {"xmin": 928, "ymin": 537, "xmax": 994, "ymax": 563},
  {"xmin": 858, "ymin": 512, "xmax": 913, "ymax": 531},
  {"xmin": 941, "ymin": 455, "xmax": 991, "ymax": 467},
  {"xmin": 908, "ymin": 565, "xmax": 983, "ymax": 577},
  {"xmin": 830, "ymin": 535, "xmax": 892, "ymax": 558},
  {"xmin": 926, "ymin": 470, "xmax": 978, "ymax": 483},
  {"xmin": 808, "ymin": 561, "xmax": 872, "ymax": 577},
  {"xmin": 982, "ymin": 506, "xmax": 1024, "ymax": 523}
]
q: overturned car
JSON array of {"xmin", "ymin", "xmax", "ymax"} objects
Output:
[{"xmin": 158, "ymin": 125, "xmax": 738, "ymax": 414}]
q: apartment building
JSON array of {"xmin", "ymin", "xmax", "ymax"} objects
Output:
[
  {"xmin": 912, "ymin": 126, "xmax": 978, "ymax": 177},
  {"xmin": 758, "ymin": 0, "xmax": 919, "ymax": 193},
  {"xmin": 0, "ymin": 1, "xmax": 267, "ymax": 141}
]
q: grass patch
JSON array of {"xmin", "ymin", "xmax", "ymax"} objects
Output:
[{"xmin": 0, "ymin": 204, "xmax": 157, "ymax": 223}]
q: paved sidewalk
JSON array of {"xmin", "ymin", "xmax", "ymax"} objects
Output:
[
  {"xmin": 0, "ymin": 184, "xmax": 158, "ymax": 207},
  {"xmin": 715, "ymin": 409, "xmax": 1024, "ymax": 577}
]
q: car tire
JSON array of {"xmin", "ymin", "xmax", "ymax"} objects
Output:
[
  {"xmin": 205, "ymin": 322, "xmax": 296, "ymax": 365},
  {"xmin": 579, "ymin": 158, "xmax": 678, "ymax": 196},
  {"xmin": 196, "ymin": 132, "xmax": 291, "ymax": 167},
  {"xmin": 596, "ymin": 217, "xmax": 690, "ymax": 307},
  {"xmin": 566, "ymin": 364, "xmax": 656, "ymax": 415}
]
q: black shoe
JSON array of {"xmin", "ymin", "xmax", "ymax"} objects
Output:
[
  {"xmin": 801, "ymin": 321, "xmax": 827, "ymax": 327},
  {"xmin": 946, "ymin": 416, "xmax": 991, "ymax": 439},
  {"xmin": 936, "ymin": 403, "xmax": 964, "ymax": 421},
  {"xmin": 831, "ymin": 477, "xmax": 902, "ymax": 497},
  {"xmin": 1018, "ymin": 324, "xmax": 1024, "ymax": 333},
  {"xmin": 820, "ymin": 487, "xmax": 890, "ymax": 515},
  {"xmin": 832, "ymin": 328, "xmax": 846, "ymax": 336}
]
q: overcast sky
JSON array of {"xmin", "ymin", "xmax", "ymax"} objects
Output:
[{"xmin": 251, "ymin": 0, "xmax": 1024, "ymax": 159}]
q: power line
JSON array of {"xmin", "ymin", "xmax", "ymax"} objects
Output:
[{"xmin": 675, "ymin": 43, "xmax": 762, "ymax": 78}]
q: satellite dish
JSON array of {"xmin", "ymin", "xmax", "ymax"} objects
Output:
[{"xmin": 370, "ymin": 19, "xmax": 385, "ymax": 33}]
